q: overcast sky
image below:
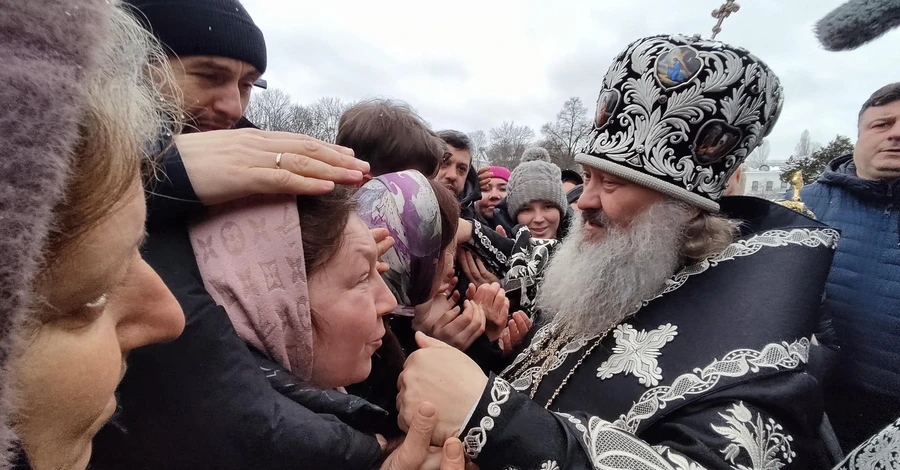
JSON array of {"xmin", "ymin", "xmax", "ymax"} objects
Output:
[{"xmin": 241, "ymin": 0, "xmax": 900, "ymax": 162}]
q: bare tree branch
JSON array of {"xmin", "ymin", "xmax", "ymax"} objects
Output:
[
  {"xmin": 244, "ymin": 89, "xmax": 294, "ymax": 131},
  {"xmin": 539, "ymin": 97, "xmax": 592, "ymax": 170},
  {"xmin": 487, "ymin": 121, "xmax": 535, "ymax": 169},
  {"xmin": 244, "ymin": 88, "xmax": 351, "ymax": 143}
]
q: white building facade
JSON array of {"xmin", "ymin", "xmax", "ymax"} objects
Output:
[{"xmin": 743, "ymin": 164, "xmax": 790, "ymax": 201}]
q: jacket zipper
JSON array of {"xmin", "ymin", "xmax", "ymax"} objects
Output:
[{"xmin": 889, "ymin": 183, "xmax": 900, "ymax": 246}]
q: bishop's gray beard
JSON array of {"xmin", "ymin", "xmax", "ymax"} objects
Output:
[{"xmin": 536, "ymin": 200, "xmax": 695, "ymax": 337}]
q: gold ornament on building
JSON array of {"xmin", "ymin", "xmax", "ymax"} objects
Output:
[
  {"xmin": 711, "ymin": 0, "xmax": 741, "ymax": 39},
  {"xmin": 778, "ymin": 171, "xmax": 817, "ymax": 219}
]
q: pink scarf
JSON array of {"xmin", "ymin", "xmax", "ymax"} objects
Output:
[{"xmin": 189, "ymin": 194, "xmax": 313, "ymax": 379}]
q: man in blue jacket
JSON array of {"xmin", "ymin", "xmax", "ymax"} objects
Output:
[{"xmin": 801, "ymin": 82, "xmax": 900, "ymax": 453}]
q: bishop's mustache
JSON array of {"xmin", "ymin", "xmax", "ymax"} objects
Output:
[{"xmin": 581, "ymin": 209, "xmax": 610, "ymax": 228}]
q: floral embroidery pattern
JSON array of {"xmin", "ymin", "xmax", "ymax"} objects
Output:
[
  {"xmin": 596, "ymin": 323, "xmax": 678, "ymax": 387},
  {"xmin": 554, "ymin": 413, "xmax": 707, "ymax": 470},
  {"xmin": 463, "ymin": 377, "xmax": 511, "ymax": 459},
  {"xmin": 710, "ymin": 402, "xmax": 795, "ymax": 470},
  {"xmin": 613, "ymin": 337, "xmax": 810, "ymax": 434},
  {"xmin": 835, "ymin": 416, "xmax": 900, "ymax": 470}
]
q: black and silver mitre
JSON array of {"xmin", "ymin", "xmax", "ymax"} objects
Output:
[{"xmin": 576, "ymin": 34, "xmax": 784, "ymax": 212}]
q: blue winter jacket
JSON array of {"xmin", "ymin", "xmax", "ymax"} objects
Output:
[{"xmin": 800, "ymin": 154, "xmax": 900, "ymax": 450}]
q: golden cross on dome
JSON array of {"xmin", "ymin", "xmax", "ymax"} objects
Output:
[{"xmin": 711, "ymin": 0, "xmax": 741, "ymax": 40}]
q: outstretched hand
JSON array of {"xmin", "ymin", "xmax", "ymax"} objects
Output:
[
  {"xmin": 467, "ymin": 282, "xmax": 508, "ymax": 342},
  {"xmin": 499, "ymin": 310, "xmax": 532, "ymax": 355},
  {"xmin": 426, "ymin": 299, "xmax": 485, "ymax": 352},
  {"xmin": 175, "ymin": 128, "xmax": 369, "ymax": 205},
  {"xmin": 457, "ymin": 250, "xmax": 499, "ymax": 287}
]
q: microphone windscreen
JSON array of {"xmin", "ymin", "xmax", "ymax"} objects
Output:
[{"xmin": 816, "ymin": 0, "xmax": 900, "ymax": 51}]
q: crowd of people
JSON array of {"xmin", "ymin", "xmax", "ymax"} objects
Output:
[{"xmin": 0, "ymin": 0, "xmax": 898, "ymax": 469}]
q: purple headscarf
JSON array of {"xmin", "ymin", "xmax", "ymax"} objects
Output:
[{"xmin": 356, "ymin": 171, "xmax": 442, "ymax": 315}]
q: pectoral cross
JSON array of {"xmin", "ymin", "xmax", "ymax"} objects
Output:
[{"xmin": 711, "ymin": 0, "xmax": 741, "ymax": 40}]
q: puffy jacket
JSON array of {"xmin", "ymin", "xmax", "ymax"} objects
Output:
[{"xmin": 800, "ymin": 154, "xmax": 900, "ymax": 451}]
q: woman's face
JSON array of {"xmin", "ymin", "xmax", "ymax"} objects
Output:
[
  {"xmin": 308, "ymin": 214, "xmax": 398, "ymax": 389},
  {"xmin": 516, "ymin": 200, "xmax": 562, "ymax": 239},
  {"xmin": 15, "ymin": 181, "xmax": 185, "ymax": 470}
]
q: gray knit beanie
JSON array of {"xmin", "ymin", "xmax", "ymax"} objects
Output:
[{"xmin": 507, "ymin": 148, "xmax": 567, "ymax": 218}]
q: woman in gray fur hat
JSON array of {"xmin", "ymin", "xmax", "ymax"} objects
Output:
[{"xmin": 0, "ymin": 1, "xmax": 187, "ymax": 468}]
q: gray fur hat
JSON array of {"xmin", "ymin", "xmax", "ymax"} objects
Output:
[
  {"xmin": 816, "ymin": 0, "xmax": 900, "ymax": 51},
  {"xmin": 0, "ymin": 0, "xmax": 109, "ymax": 466},
  {"xmin": 507, "ymin": 148, "xmax": 567, "ymax": 218}
]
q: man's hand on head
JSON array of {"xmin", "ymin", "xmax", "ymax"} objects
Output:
[{"xmin": 175, "ymin": 128, "xmax": 369, "ymax": 205}]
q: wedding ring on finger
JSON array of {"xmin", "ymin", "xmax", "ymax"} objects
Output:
[{"xmin": 275, "ymin": 152, "xmax": 284, "ymax": 170}]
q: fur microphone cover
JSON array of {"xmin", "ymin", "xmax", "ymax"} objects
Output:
[
  {"xmin": 0, "ymin": 0, "xmax": 110, "ymax": 467},
  {"xmin": 816, "ymin": 0, "xmax": 900, "ymax": 50}
]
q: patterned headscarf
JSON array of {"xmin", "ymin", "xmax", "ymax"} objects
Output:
[
  {"xmin": 189, "ymin": 194, "xmax": 314, "ymax": 379},
  {"xmin": 356, "ymin": 171, "xmax": 442, "ymax": 315}
]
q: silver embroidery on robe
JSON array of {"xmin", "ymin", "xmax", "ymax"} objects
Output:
[
  {"xmin": 834, "ymin": 416, "xmax": 900, "ymax": 470},
  {"xmin": 647, "ymin": 228, "xmax": 839, "ymax": 307},
  {"xmin": 710, "ymin": 402, "xmax": 795, "ymax": 470},
  {"xmin": 613, "ymin": 337, "xmax": 810, "ymax": 434},
  {"xmin": 503, "ymin": 228, "xmax": 835, "ymax": 394},
  {"xmin": 471, "ymin": 220, "xmax": 508, "ymax": 265},
  {"xmin": 501, "ymin": 461, "xmax": 560, "ymax": 470},
  {"xmin": 597, "ymin": 323, "xmax": 678, "ymax": 387},
  {"xmin": 555, "ymin": 413, "xmax": 708, "ymax": 470},
  {"xmin": 464, "ymin": 377, "xmax": 511, "ymax": 459}
]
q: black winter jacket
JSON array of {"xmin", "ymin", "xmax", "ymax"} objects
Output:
[{"xmin": 91, "ymin": 134, "xmax": 387, "ymax": 470}]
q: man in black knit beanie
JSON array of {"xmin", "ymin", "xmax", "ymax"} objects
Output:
[{"xmin": 125, "ymin": 0, "xmax": 267, "ymax": 132}]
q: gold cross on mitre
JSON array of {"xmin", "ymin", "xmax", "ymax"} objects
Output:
[{"xmin": 711, "ymin": 0, "xmax": 741, "ymax": 40}]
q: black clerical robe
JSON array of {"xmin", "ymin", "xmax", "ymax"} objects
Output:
[{"xmin": 459, "ymin": 197, "xmax": 840, "ymax": 470}]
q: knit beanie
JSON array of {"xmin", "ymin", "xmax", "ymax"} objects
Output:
[
  {"xmin": 506, "ymin": 148, "xmax": 567, "ymax": 218},
  {"xmin": 487, "ymin": 166, "xmax": 511, "ymax": 182},
  {"xmin": 124, "ymin": 0, "xmax": 267, "ymax": 73},
  {"xmin": 0, "ymin": 0, "xmax": 109, "ymax": 466}
]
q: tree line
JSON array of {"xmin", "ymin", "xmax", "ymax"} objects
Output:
[{"xmin": 245, "ymin": 88, "xmax": 593, "ymax": 171}]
